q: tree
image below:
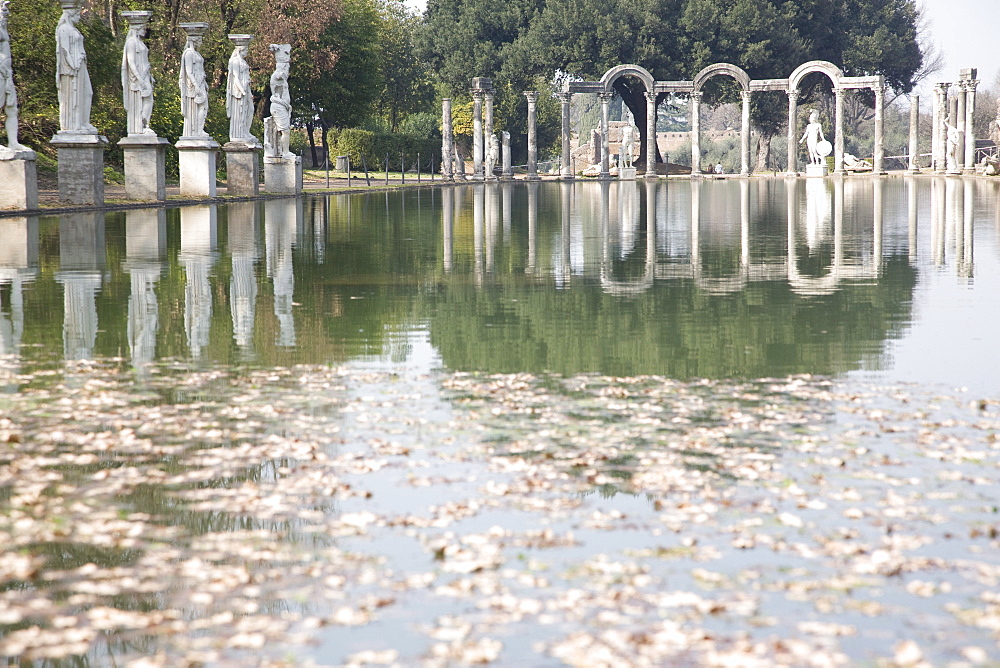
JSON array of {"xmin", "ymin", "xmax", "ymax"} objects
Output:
[
  {"xmin": 296, "ymin": 0, "xmax": 382, "ymax": 163},
  {"xmin": 375, "ymin": 1, "xmax": 434, "ymax": 132},
  {"xmin": 417, "ymin": 0, "xmax": 927, "ymax": 173}
]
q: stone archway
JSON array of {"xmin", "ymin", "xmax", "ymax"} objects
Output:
[
  {"xmin": 568, "ymin": 64, "xmax": 660, "ymax": 179},
  {"xmin": 691, "ymin": 63, "xmax": 753, "ymax": 175},
  {"xmin": 785, "ymin": 61, "xmax": 844, "ymax": 175}
]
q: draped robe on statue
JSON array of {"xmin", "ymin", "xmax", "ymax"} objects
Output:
[
  {"xmin": 55, "ymin": 13, "xmax": 94, "ymax": 133},
  {"xmin": 179, "ymin": 42, "xmax": 208, "ymax": 138},
  {"xmin": 226, "ymin": 48, "xmax": 254, "ymax": 142}
]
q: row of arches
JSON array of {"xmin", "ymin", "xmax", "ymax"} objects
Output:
[{"xmin": 561, "ymin": 61, "xmax": 886, "ymax": 178}]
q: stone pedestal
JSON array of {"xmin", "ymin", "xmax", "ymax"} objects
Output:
[
  {"xmin": 0, "ymin": 150, "xmax": 39, "ymax": 210},
  {"xmin": 805, "ymin": 164, "xmax": 828, "ymax": 178},
  {"xmin": 176, "ymin": 137, "xmax": 220, "ymax": 198},
  {"xmin": 264, "ymin": 155, "xmax": 302, "ymax": 194},
  {"xmin": 119, "ymin": 135, "xmax": 169, "ymax": 201},
  {"xmin": 618, "ymin": 167, "xmax": 637, "ymax": 181},
  {"xmin": 224, "ymin": 142, "xmax": 262, "ymax": 196},
  {"xmin": 50, "ymin": 133, "xmax": 108, "ymax": 205}
]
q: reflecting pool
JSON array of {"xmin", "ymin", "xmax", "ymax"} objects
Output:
[
  {"xmin": 2, "ymin": 178, "xmax": 1000, "ymax": 665},
  {"xmin": 2, "ymin": 177, "xmax": 999, "ymax": 388}
]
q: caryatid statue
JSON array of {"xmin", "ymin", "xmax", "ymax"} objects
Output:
[
  {"xmin": 178, "ymin": 23, "xmax": 210, "ymax": 138},
  {"xmin": 264, "ymin": 43, "xmax": 292, "ymax": 158},
  {"xmin": 0, "ymin": 0, "xmax": 26, "ymax": 150},
  {"xmin": 55, "ymin": 0, "xmax": 97, "ymax": 134},
  {"xmin": 121, "ymin": 11, "xmax": 154, "ymax": 136},
  {"xmin": 226, "ymin": 34, "xmax": 257, "ymax": 144}
]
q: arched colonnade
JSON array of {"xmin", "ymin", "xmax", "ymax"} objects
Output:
[{"xmin": 562, "ymin": 61, "xmax": 886, "ymax": 178}]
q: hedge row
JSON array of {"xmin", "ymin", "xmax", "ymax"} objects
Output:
[{"xmin": 328, "ymin": 128, "xmax": 439, "ymax": 170}]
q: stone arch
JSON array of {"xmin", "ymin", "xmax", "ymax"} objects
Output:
[
  {"xmin": 689, "ymin": 64, "xmax": 753, "ymax": 175},
  {"xmin": 599, "ymin": 64, "xmax": 656, "ymax": 94},
  {"xmin": 692, "ymin": 63, "xmax": 751, "ymax": 93},
  {"xmin": 788, "ymin": 60, "xmax": 844, "ymax": 91}
]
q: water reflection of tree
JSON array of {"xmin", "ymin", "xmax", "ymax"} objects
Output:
[{"xmin": 427, "ymin": 253, "xmax": 916, "ymax": 378}]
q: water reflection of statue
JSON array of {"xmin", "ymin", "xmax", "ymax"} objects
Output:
[
  {"xmin": 226, "ymin": 36, "xmax": 256, "ymax": 143},
  {"xmin": 121, "ymin": 13, "xmax": 154, "ymax": 136},
  {"xmin": 485, "ymin": 133, "xmax": 498, "ymax": 177},
  {"xmin": 179, "ymin": 29, "xmax": 209, "ymax": 138},
  {"xmin": 0, "ymin": 1, "xmax": 25, "ymax": 150},
  {"xmin": 264, "ymin": 44, "xmax": 292, "ymax": 158},
  {"xmin": 55, "ymin": 1, "xmax": 97, "ymax": 134},
  {"xmin": 620, "ymin": 123, "xmax": 636, "ymax": 168},
  {"xmin": 799, "ymin": 109, "xmax": 825, "ymax": 165}
]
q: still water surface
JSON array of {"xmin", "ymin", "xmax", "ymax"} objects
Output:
[
  {"xmin": 2, "ymin": 177, "xmax": 998, "ymax": 389},
  {"xmin": 2, "ymin": 178, "xmax": 1000, "ymax": 665}
]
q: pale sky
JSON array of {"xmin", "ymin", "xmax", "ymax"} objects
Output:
[
  {"xmin": 404, "ymin": 0, "xmax": 998, "ymax": 93},
  {"xmin": 919, "ymin": 0, "xmax": 999, "ymax": 91}
]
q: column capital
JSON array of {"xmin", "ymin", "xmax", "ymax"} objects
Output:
[
  {"xmin": 523, "ymin": 90, "xmax": 539, "ymax": 104},
  {"xmin": 690, "ymin": 91, "xmax": 703, "ymax": 103},
  {"xmin": 934, "ymin": 82, "xmax": 951, "ymax": 94},
  {"xmin": 966, "ymin": 79, "xmax": 980, "ymax": 93},
  {"xmin": 556, "ymin": 91, "xmax": 573, "ymax": 104},
  {"xmin": 645, "ymin": 91, "xmax": 657, "ymax": 103},
  {"xmin": 873, "ymin": 86, "xmax": 885, "ymax": 100},
  {"xmin": 598, "ymin": 91, "xmax": 614, "ymax": 103},
  {"xmin": 787, "ymin": 89, "xmax": 799, "ymax": 103},
  {"xmin": 471, "ymin": 89, "xmax": 484, "ymax": 102},
  {"xmin": 834, "ymin": 87, "xmax": 846, "ymax": 100},
  {"xmin": 740, "ymin": 90, "xmax": 752, "ymax": 102}
]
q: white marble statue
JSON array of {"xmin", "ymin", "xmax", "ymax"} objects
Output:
[
  {"xmin": 55, "ymin": 0, "xmax": 96, "ymax": 134},
  {"xmin": 179, "ymin": 26, "xmax": 209, "ymax": 138},
  {"xmin": 226, "ymin": 35, "xmax": 256, "ymax": 144},
  {"xmin": 264, "ymin": 44, "xmax": 292, "ymax": 158},
  {"xmin": 0, "ymin": 0, "xmax": 26, "ymax": 150},
  {"xmin": 946, "ymin": 121, "xmax": 959, "ymax": 172},
  {"xmin": 485, "ymin": 132, "xmax": 498, "ymax": 176},
  {"xmin": 121, "ymin": 12, "xmax": 154, "ymax": 136},
  {"xmin": 620, "ymin": 122, "xmax": 636, "ymax": 168},
  {"xmin": 799, "ymin": 109, "xmax": 825, "ymax": 165}
]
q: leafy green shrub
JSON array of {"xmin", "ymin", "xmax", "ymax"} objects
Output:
[{"xmin": 330, "ymin": 128, "xmax": 440, "ymax": 170}]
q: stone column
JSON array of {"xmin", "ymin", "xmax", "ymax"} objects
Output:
[
  {"xmin": 645, "ymin": 91, "xmax": 657, "ymax": 178},
  {"xmin": 964, "ymin": 79, "xmax": 978, "ymax": 172},
  {"xmin": 471, "ymin": 89, "xmax": 484, "ymax": 181},
  {"xmin": 690, "ymin": 91, "xmax": 702, "ymax": 175},
  {"xmin": 740, "ymin": 90, "xmax": 751, "ymax": 175},
  {"xmin": 933, "ymin": 83, "xmax": 949, "ymax": 172},
  {"xmin": 524, "ymin": 91, "xmax": 540, "ymax": 181},
  {"xmin": 484, "ymin": 91, "xmax": 494, "ymax": 144},
  {"xmin": 834, "ymin": 88, "xmax": 845, "ymax": 174},
  {"xmin": 931, "ymin": 86, "xmax": 941, "ymax": 171},
  {"xmin": 599, "ymin": 92, "xmax": 612, "ymax": 179},
  {"xmin": 558, "ymin": 92, "xmax": 573, "ymax": 178},
  {"xmin": 786, "ymin": 90, "xmax": 798, "ymax": 176},
  {"xmin": 484, "ymin": 91, "xmax": 495, "ymax": 180},
  {"xmin": 501, "ymin": 131, "xmax": 512, "ymax": 180},
  {"xmin": 908, "ymin": 94, "xmax": 919, "ymax": 172},
  {"xmin": 873, "ymin": 86, "xmax": 885, "ymax": 174},
  {"xmin": 441, "ymin": 98, "xmax": 453, "ymax": 180},
  {"xmin": 955, "ymin": 81, "xmax": 967, "ymax": 169}
]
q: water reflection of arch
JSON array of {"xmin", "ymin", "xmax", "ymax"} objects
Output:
[
  {"xmin": 0, "ymin": 217, "xmax": 39, "ymax": 357},
  {"xmin": 785, "ymin": 177, "xmax": 881, "ymax": 296},
  {"xmin": 599, "ymin": 181, "xmax": 655, "ymax": 295}
]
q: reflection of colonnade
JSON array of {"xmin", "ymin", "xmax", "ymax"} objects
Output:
[
  {"xmin": 124, "ymin": 209, "xmax": 166, "ymax": 368},
  {"xmin": 0, "ymin": 217, "xmax": 39, "ymax": 358},
  {"xmin": 57, "ymin": 213, "xmax": 106, "ymax": 360},
  {"xmin": 446, "ymin": 179, "xmax": 922, "ymax": 297},
  {"xmin": 930, "ymin": 176, "xmax": 976, "ymax": 280},
  {"xmin": 565, "ymin": 60, "xmax": 887, "ymax": 177}
]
